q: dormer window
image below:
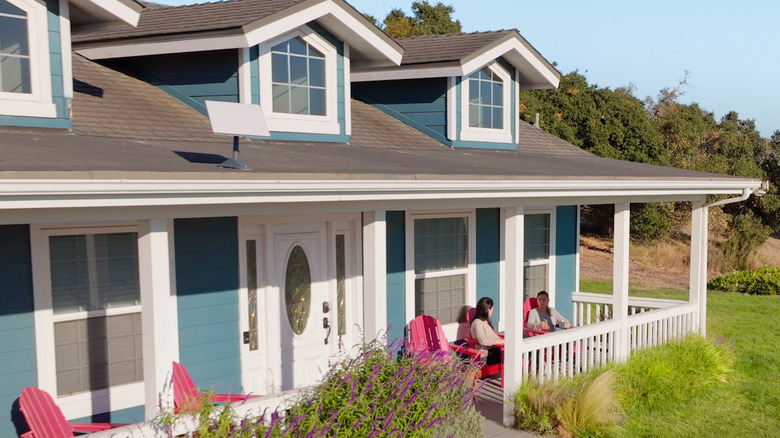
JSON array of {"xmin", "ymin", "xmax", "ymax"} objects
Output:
[
  {"xmin": 468, "ymin": 67, "xmax": 502, "ymax": 129},
  {"xmin": 459, "ymin": 61, "xmax": 511, "ymax": 143},
  {"xmin": 0, "ymin": 1, "xmax": 31, "ymax": 94},
  {"xmin": 271, "ymin": 37, "xmax": 326, "ymax": 116},
  {"xmin": 0, "ymin": 0, "xmax": 54, "ymax": 118},
  {"xmin": 258, "ymin": 27, "xmax": 340, "ymax": 135}
]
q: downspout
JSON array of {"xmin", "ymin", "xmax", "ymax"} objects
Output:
[
  {"xmin": 694, "ymin": 180, "xmax": 768, "ymax": 336},
  {"xmin": 703, "ymin": 180, "xmax": 769, "ymax": 208}
]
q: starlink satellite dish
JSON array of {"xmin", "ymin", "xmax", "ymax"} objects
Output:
[{"xmin": 205, "ymin": 101, "xmax": 270, "ymax": 170}]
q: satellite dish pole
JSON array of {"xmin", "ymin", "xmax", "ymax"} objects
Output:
[{"xmin": 205, "ymin": 100, "xmax": 271, "ymax": 171}]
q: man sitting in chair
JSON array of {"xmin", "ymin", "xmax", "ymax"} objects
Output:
[{"xmin": 526, "ymin": 291, "xmax": 572, "ymax": 332}]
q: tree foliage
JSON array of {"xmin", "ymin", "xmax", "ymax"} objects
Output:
[
  {"xmin": 381, "ymin": 1, "xmax": 461, "ymax": 37},
  {"xmin": 521, "ymin": 71, "xmax": 779, "ymax": 256}
]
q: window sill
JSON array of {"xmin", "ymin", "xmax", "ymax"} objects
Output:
[
  {"xmin": 57, "ymin": 381, "xmax": 145, "ymax": 420},
  {"xmin": 0, "ymin": 99, "xmax": 57, "ymax": 118}
]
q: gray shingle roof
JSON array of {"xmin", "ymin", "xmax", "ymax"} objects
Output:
[
  {"xmin": 0, "ymin": 54, "xmax": 747, "ymax": 186},
  {"xmin": 72, "ymin": 0, "xmax": 308, "ymax": 43},
  {"xmin": 395, "ymin": 30, "xmax": 515, "ymax": 65}
]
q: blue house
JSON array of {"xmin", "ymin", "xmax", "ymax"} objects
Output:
[{"xmin": 0, "ymin": 0, "xmax": 763, "ymax": 433}]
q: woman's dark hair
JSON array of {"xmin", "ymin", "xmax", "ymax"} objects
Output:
[
  {"xmin": 471, "ymin": 296, "xmax": 495, "ymax": 329},
  {"xmin": 536, "ymin": 291, "xmax": 549, "ymax": 298}
]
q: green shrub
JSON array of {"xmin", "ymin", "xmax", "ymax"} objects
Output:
[
  {"xmin": 719, "ymin": 211, "xmax": 770, "ymax": 271},
  {"xmin": 630, "ymin": 203, "xmax": 674, "ymax": 243},
  {"xmin": 708, "ymin": 267, "xmax": 780, "ymax": 295},
  {"xmin": 157, "ymin": 340, "xmax": 484, "ymax": 437},
  {"xmin": 615, "ymin": 335, "xmax": 733, "ymax": 411}
]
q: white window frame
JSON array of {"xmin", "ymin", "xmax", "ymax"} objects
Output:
[
  {"xmin": 0, "ymin": 0, "xmax": 55, "ymax": 118},
  {"xmin": 523, "ymin": 209, "xmax": 557, "ymax": 303},
  {"xmin": 31, "ymin": 223, "xmax": 143, "ymax": 420},
  {"xmin": 459, "ymin": 61, "xmax": 512, "ymax": 144},
  {"xmin": 405, "ymin": 211, "xmax": 476, "ymax": 338},
  {"xmin": 257, "ymin": 26, "xmax": 340, "ymax": 135}
]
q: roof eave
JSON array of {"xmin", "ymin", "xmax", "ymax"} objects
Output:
[{"xmin": 69, "ymin": 0, "xmax": 142, "ymax": 27}]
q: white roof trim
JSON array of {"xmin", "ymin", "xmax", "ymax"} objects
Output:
[
  {"xmin": 77, "ymin": 35, "xmax": 248, "ymax": 59},
  {"xmin": 461, "ymin": 38, "xmax": 559, "ymax": 89},
  {"xmin": 244, "ymin": 0, "xmax": 402, "ymax": 65},
  {"xmin": 0, "ymin": 178, "xmax": 761, "ymax": 210},
  {"xmin": 82, "ymin": 0, "xmax": 141, "ymax": 26},
  {"xmin": 353, "ymin": 35, "xmax": 559, "ymax": 89},
  {"xmin": 352, "ymin": 64, "xmax": 463, "ymax": 82},
  {"xmin": 77, "ymin": 0, "xmax": 402, "ymax": 64}
]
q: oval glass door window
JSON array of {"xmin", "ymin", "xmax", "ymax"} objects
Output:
[{"xmin": 285, "ymin": 245, "xmax": 311, "ymax": 335}]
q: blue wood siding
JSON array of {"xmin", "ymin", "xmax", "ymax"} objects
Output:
[
  {"xmin": 476, "ymin": 209, "xmax": 501, "ymax": 326},
  {"xmin": 100, "ymin": 50, "xmax": 240, "ymax": 115},
  {"xmin": 0, "ymin": 0, "xmax": 71, "ymax": 129},
  {"xmin": 385, "ymin": 211, "xmax": 406, "ymax": 344},
  {"xmin": 0, "ymin": 225, "xmax": 36, "ymax": 438},
  {"xmin": 174, "ymin": 217, "xmax": 242, "ymax": 394},
  {"xmin": 352, "ymin": 78, "xmax": 449, "ymax": 144},
  {"xmin": 555, "ymin": 206, "xmax": 579, "ymax": 321}
]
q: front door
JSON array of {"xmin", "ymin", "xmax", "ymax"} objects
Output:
[{"xmin": 270, "ymin": 223, "xmax": 332, "ymax": 390}]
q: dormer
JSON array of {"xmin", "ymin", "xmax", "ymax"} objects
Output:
[
  {"xmin": 352, "ymin": 30, "xmax": 560, "ymax": 150},
  {"xmin": 72, "ymin": 0, "xmax": 403, "ymax": 142},
  {"xmin": 0, "ymin": 0, "xmax": 140, "ymax": 128}
]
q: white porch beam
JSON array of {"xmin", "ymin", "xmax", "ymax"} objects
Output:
[
  {"xmin": 138, "ymin": 219, "xmax": 179, "ymax": 419},
  {"xmin": 689, "ymin": 201, "xmax": 709, "ymax": 336},
  {"xmin": 502, "ymin": 206, "xmax": 524, "ymax": 426},
  {"xmin": 613, "ymin": 203, "xmax": 630, "ymax": 361},
  {"xmin": 362, "ymin": 211, "xmax": 387, "ymax": 340}
]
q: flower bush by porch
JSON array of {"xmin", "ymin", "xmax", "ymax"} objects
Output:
[{"xmin": 158, "ymin": 339, "xmax": 484, "ymax": 437}]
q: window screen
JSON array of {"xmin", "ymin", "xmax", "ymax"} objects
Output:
[
  {"xmin": 415, "ymin": 274, "xmax": 466, "ymax": 324},
  {"xmin": 414, "ymin": 217, "xmax": 468, "ymax": 273},
  {"xmin": 49, "ymin": 231, "xmax": 142, "ymax": 396}
]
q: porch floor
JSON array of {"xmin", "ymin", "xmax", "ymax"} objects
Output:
[{"xmin": 476, "ymin": 379, "xmax": 537, "ymax": 438}]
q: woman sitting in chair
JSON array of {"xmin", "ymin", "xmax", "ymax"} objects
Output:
[
  {"xmin": 470, "ymin": 297, "xmax": 504, "ymax": 365},
  {"xmin": 526, "ymin": 291, "xmax": 572, "ymax": 332}
]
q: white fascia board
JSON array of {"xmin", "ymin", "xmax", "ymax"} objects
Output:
[
  {"xmin": 351, "ymin": 65, "xmax": 463, "ymax": 82},
  {"xmin": 0, "ymin": 179, "xmax": 761, "ymax": 210},
  {"xmin": 461, "ymin": 38, "xmax": 560, "ymax": 89},
  {"xmin": 85, "ymin": 0, "xmax": 141, "ymax": 26},
  {"xmin": 243, "ymin": 0, "xmax": 402, "ymax": 65},
  {"xmin": 76, "ymin": 34, "xmax": 248, "ymax": 59}
]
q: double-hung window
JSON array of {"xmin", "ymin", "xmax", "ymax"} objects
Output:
[
  {"xmin": 523, "ymin": 213, "xmax": 552, "ymax": 300},
  {"xmin": 258, "ymin": 27, "xmax": 339, "ymax": 135},
  {"xmin": 410, "ymin": 214, "xmax": 474, "ymax": 324},
  {"xmin": 33, "ymin": 226, "xmax": 143, "ymax": 418},
  {"xmin": 459, "ymin": 62, "xmax": 511, "ymax": 143},
  {"xmin": 0, "ymin": 0, "xmax": 54, "ymax": 117}
]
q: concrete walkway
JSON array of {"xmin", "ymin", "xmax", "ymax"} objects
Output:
[{"xmin": 476, "ymin": 379, "xmax": 539, "ymax": 438}]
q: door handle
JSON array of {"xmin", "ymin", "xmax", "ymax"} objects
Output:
[{"xmin": 323, "ymin": 317, "xmax": 331, "ymax": 345}]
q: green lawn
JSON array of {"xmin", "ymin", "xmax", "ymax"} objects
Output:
[{"xmin": 579, "ymin": 280, "xmax": 780, "ymax": 437}]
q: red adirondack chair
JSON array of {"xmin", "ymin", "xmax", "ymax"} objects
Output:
[
  {"xmin": 172, "ymin": 361, "xmax": 258, "ymax": 413},
  {"xmin": 459, "ymin": 310, "xmax": 504, "ymax": 386},
  {"xmin": 523, "ymin": 297, "xmax": 550, "ymax": 337},
  {"xmin": 407, "ymin": 314, "xmax": 503, "ymax": 386},
  {"xmin": 18, "ymin": 386, "xmax": 125, "ymax": 438}
]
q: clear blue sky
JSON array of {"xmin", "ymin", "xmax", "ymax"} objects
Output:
[{"xmin": 159, "ymin": 0, "xmax": 780, "ymax": 137}]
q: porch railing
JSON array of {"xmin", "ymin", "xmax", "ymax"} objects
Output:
[
  {"xmin": 520, "ymin": 292, "xmax": 699, "ymax": 382},
  {"xmin": 87, "ymin": 292, "xmax": 700, "ymax": 436}
]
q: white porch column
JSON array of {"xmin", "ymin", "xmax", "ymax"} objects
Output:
[
  {"xmin": 613, "ymin": 203, "xmax": 630, "ymax": 361},
  {"xmin": 689, "ymin": 201, "xmax": 709, "ymax": 336},
  {"xmin": 502, "ymin": 207, "xmax": 524, "ymax": 426},
  {"xmin": 138, "ymin": 219, "xmax": 179, "ymax": 419},
  {"xmin": 362, "ymin": 211, "xmax": 387, "ymax": 340}
]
